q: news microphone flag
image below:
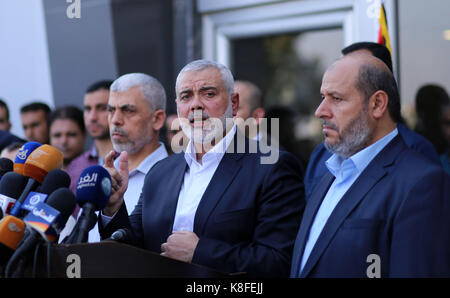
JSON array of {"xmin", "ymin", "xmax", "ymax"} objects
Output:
[
  {"xmin": 76, "ymin": 165, "xmax": 112, "ymax": 210},
  {"xmin": 65, "ymin": 165, "xmax": 111, "ymax": 244},
  {"xmin": 23, "ymin": 201, "xmax": 61, "ymax": 242},
  {"xmin": 23, "ymin": 188, "xmax": 76, "ymax": 242}
]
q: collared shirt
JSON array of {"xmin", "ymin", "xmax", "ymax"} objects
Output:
[
  {"xmin": 59, "ymin": 146, "xmax": 102, "ymax": 243},
  {"xmin": 96, "ymin": 142, "xmax": 168, "ymax": 242},
  {"xmin": 172, "ymin": 125, "xmax": 237, "ymax": 232},
  {"xmin": 66, "ymin": 145, "xmax": 102, "ymax": 194},
  {"xmin": 299, "ymin": 128, "xmax": 398, "ymax": 274},
  {"xmin": 115, "ymin": 142, "xmax": 168, "ymax": 215}
]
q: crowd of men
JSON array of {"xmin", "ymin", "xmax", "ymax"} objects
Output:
[{"xmin": 0, "ymin": 42, "xmax": 449, "ymax": 278}]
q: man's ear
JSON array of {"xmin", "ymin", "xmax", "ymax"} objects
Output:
[
  {"xmin": 152, "ymin": 110, "xmax": 166, "ymax": 131},
  {"xmin": 251, "ymin": 107, "xmax": 265, "ymax": 125},
  {"xmin": 370, "ymin": 90, "xmax": 389, "ymax": 119}
]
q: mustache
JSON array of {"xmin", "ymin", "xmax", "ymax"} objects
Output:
[
  {"xmin": 111, "ymin": 127, "xmax": 129, "ymax": 137},
  {"xmin": 187, "ymin": 110, "xmax": 210, "ymax": 122},
  {"xmin": 322, "ymin": 120, "xmax": 339, "ymax": 131}
]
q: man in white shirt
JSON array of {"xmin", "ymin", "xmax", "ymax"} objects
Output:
[
  {"xmin": 65, "ymin": 74, "xmax": 169, "ymax": 244},
  {"xmin": 106, "ymin": 73, "xmax": 168, "ymax": 215},
  {"xmin": 101, "ymin": 60, "xmax": 305, "ymax": 277}
]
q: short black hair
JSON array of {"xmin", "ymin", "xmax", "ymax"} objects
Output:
[
  {"xmin": 0, "ymin": 99, "xmax": 10, "ymax": 120},
  {"xmin": 20, "ymin": 102, "xmax": 51, "ymax": 117},
  {"xmin": 48, "ymin": 105, "xmax": 85, "ymax": 134},
  {"xmin": 85, "ymin": 80, "xmax": 113, "ymax": 94},
  {"xmin": 342, "ymin": 42, "xmax": 393, "ymax": 73},
  {"xmin": 356, "ymin": 63, "xmax": 401, "ymax": 123}
]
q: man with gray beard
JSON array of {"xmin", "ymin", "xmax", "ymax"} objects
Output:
[
  {"xmin": 104, "ymin": 73, "xmax": 168, "ymax": 215},
  {"xmin": 100, "ymin": 60, "xmax": 305, "ymax": 277},
  {"xmin": 291, "ymin": 53, "xmax": 450, "ymax": 278}
]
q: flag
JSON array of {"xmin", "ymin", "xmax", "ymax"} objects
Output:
[{"xmin": 377, "ymin": 1, "xmax": 392, "ymax": 54}]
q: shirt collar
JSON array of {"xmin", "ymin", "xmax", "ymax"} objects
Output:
[
  {"xmin": 184, "ymin": 125, "xmax": 237, "ymax": 168},
  {"xmin": 114, "ymin": 142, "xmax": 168, "ymax": 175},
  {"xmin": 326, "ymin": 128, "xmax": 398, "ymax": 178}
]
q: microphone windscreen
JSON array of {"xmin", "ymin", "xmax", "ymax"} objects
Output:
[
  {"xmin": 0, "ymin": 215, "xmax": 26, "ymax": 250},
  {"xmin": 23, "ymin": 145, "xmax": 63, "ymax": 183},
  {"xmin": 13, "ymin": 142, "xmax": 41, "ymax": 175},
  {"xmin": 0, "ymin": 172, "xmax": 29, "ymax": 199},
  {"xmin": 38, "ymin": 169, "xmax": 71, "ymax": 195},
  {"xmin": 45, "ymin": 188, "xmax": 77, "ymax": 224},
  {"xmin": 76, "ymin": 165, "xmax": 111, "ymax": 211},
  {"xmin": 0, "ymin": 158, "xmax": 13, "ymax": 177}
]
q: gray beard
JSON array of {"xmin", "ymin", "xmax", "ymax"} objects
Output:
[
  {"xmin": 324, "ymin": 105, "xmax": 372, "ymax": 159},
  {"xmin": 112, "ymin": 134, "xmax": 154, "ymax": 155},
  {"xmin": 177, "ymin": 100, "xmax": 234, "ymax": 145}
]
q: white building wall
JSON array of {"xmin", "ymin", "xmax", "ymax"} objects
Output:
[{"xmin": 0, "ymin": 0, "xmax": 53, "ymax": 138}]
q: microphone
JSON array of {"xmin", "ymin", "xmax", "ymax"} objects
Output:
[
  {"xmin": 0, "ymin": 158, "xmax": 13, "ymax": 181},
  {"xmin": 13, "ymin": 142, "xmax": 41, "ymax": 175},
  {"xmin": 20, "ymin": 169, "xmax": 71, "ymax": 217},
  {"xmin": 5, "ymin": 188, "xmax": 76, "ymax": 277},
  {"xmin": 102, "ymin": 228, "xmax": 133, "ymax": 243},
  {"xmin": 0, "ymin": 215, "xmax": 26, "ymax": 272},
  {"xmin": 0, "ymin": 172, "xmax": 29, "ymax": 216},
  {"xmin": 66, "ymin": 165, "xmax": 111, "ymax": 244},
  {"xmin": 9, "ymin": 145, "xmax": 63, "ymax": 217}
]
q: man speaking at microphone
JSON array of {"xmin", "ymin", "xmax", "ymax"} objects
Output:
[{"xmin": 100, "ymin": 60, "xmax": 305, "ymax": 277}]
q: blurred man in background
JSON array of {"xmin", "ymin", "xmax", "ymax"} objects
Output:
[{"xmin": 20, "ymin": 102, "xmax": 51, "ymax": 144}]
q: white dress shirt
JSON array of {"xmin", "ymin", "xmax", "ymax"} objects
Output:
[{"xmin": 172, "ymin": 125, "xmax": 237, "ymax": 232}]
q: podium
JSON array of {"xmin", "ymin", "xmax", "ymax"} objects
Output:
[{"xmin": 25, "ymin": 241, "xmax": 235, "ymax": 278}]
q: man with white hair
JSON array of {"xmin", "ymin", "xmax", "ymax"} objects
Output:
[
  {"xmin": 105, "ymin": 72, "xmax": 168, "ymax": 215},
  {"xmin": 100, "ymin": 60, "xmax": 305, "ymax": 277}
]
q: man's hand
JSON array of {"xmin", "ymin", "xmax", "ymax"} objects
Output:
[
  {"xmin": 103, "ymin": 150, "xmax": 129, "ymax": 216},
  {"xmin": 160, "ymin": 231, "xmax": 199, "ymax": 263}
]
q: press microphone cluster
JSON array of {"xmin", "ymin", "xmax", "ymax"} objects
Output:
[
  {"xmin": 0, "ymin": 142, "xmax": 74, "ymax": 277},
  {"xmin": 4, "ymin": 188, "xmax": 76, "ymax": 277},
  {"xmin": 63, "ymin": 165, "xmax": 112, "ymax": 244},
  {"xmin": 0, "ymin": 144, "xmax": 117, "ymax": 277}
]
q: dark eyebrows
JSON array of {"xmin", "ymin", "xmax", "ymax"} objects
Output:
[
  {"xmin": 179, "ymin": 86, "xmax": 218, "ymax": 95},
  {"xmin": 199, "ymin": 86, "xmax": 217, "ymax": 92},
  {"xmin": 179, "ymin": 89, "xmax": 192, "ymax": 97}
]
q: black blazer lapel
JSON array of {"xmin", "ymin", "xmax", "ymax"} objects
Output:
[
  {"xmin": 193, "ymin": 151, "xmax": 243, "ymax": 234},
  {"xmin": 300, "ymin": 136, "xmax": 405, "ymax": 277},
  {"xmin": 193, "ymin": 132, "xmax": 246, "ymax": 234},
  {"xmin": 164, "ymin": 154, "xmax": 188, "ymax": 234}
]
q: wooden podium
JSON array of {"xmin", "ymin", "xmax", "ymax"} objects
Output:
[{"xmin": 26, "ymin": 241, "xmax": 234, "ymax": 278}]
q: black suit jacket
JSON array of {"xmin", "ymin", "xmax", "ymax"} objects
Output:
[
  {"xmin": 291, "ymin": 136, "xmax": 450, "ymax": 277},
  {"xmin": 101, "ymin": 134, "xmax": 305, "ymax": 277}
]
